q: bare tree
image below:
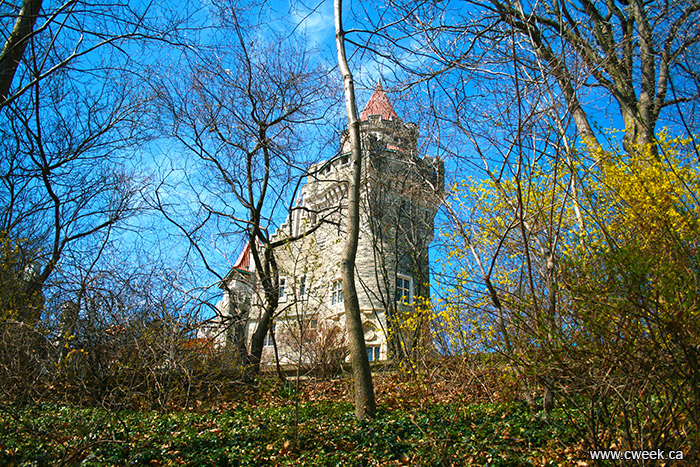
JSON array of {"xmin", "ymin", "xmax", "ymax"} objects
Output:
[
  {"xmin": 154, "ymin": 7, "xmax": 335, "ymax": 377},
  {"xmin": 0, "ymin": 0, "xmax": 197, "ymax": 409},
  {"xmin": 334, "ymin": 0, "xmax": 376, "ymax": 419},
  {"xmin": 370, "ymin": 0, "xmax": 700, "ymax": 155},
  {"xmin": 0, "ymin": 0, "xmax": 42, "ymax": 102},
  {"xmin": 0, "ymin": 0, "xmax": 184, "ymax": 109},
  {"xmin": 485, "ymin": 0, "xmax": 700, "ymax": 153},
  {"xmin": 0, "ymin": 0, "xmax": 182, "ymax": 324}
]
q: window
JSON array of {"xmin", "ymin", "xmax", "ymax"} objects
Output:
[
  {"xmin": 331, "ymin": 279, "xmax": 343, "ymax": 305},
  {"xmin": 396, "ymin": 276, "xmax": 413, "ymax": 304},
  {"xmin": 303, "ymin": 317, "xmax": 318, "ymax": 338},
  {"xmin": 279, "ymin": 277, "xmax": 286, "ymax": 299},
  {"xmin": 366, "ymin": 345, "xmax": 381, "ymax": 362},
  {"xmin": 299, "ymin": 275, "xmax": 306, "ymax": 299},
  {"xmin": 263, "ymin": 324, "xmax": 276, "ymax": 347}
]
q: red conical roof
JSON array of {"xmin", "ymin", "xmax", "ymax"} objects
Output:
[
  {"xmin": 233, "ymin": 241, "xmax": 252, "ymax": 272},
  {"xmin": 360, "ymin": 80, "xmax": 398, "ymax": 121}
]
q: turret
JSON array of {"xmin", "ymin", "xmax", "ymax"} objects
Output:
[{"xmin": 340, "ymin": 81, "xmax": 419, "ymax": 156}]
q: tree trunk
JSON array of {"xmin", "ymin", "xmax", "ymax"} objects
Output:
[
  {"xmin": 334, "ymin": 0, "xmax": 376, "ymax": 420},
  {"xmin": 224, "ymin": 294, "xmax": 249, "ymax": 364},
  {"xmin": 246, "ymin": 241, "xmax": 279, "ymax": 377},
  {"xmin": 0, "ymin": 0, "xmax": 43, "ymax": 102}
]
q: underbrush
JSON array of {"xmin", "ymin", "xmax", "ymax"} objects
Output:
[
  {"xmin": 1, "ymin": 360, "xmax": 695, "ymax": 465},
  {"xmin": 0, "ymin": 398, "xmax": 582, "ymax": 466}
]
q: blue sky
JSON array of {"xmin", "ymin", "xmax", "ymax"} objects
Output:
[{"xmin": 5, "ymin": 0, "xmax": 697, "ymax": 325}]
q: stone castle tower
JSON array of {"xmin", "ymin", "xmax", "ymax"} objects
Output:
[{"xmin": 213, "ymin": 82, "xmax": 444, "ymax": 365}]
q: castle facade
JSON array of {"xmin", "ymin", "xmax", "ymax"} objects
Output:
[{"xmin": 210, "ymin": 83, "xmax": 443, "ymax": 366}]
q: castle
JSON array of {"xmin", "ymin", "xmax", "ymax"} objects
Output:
[{"xmin": 209, "ymin": 82, "xmax": 443, "ymax": 366}]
